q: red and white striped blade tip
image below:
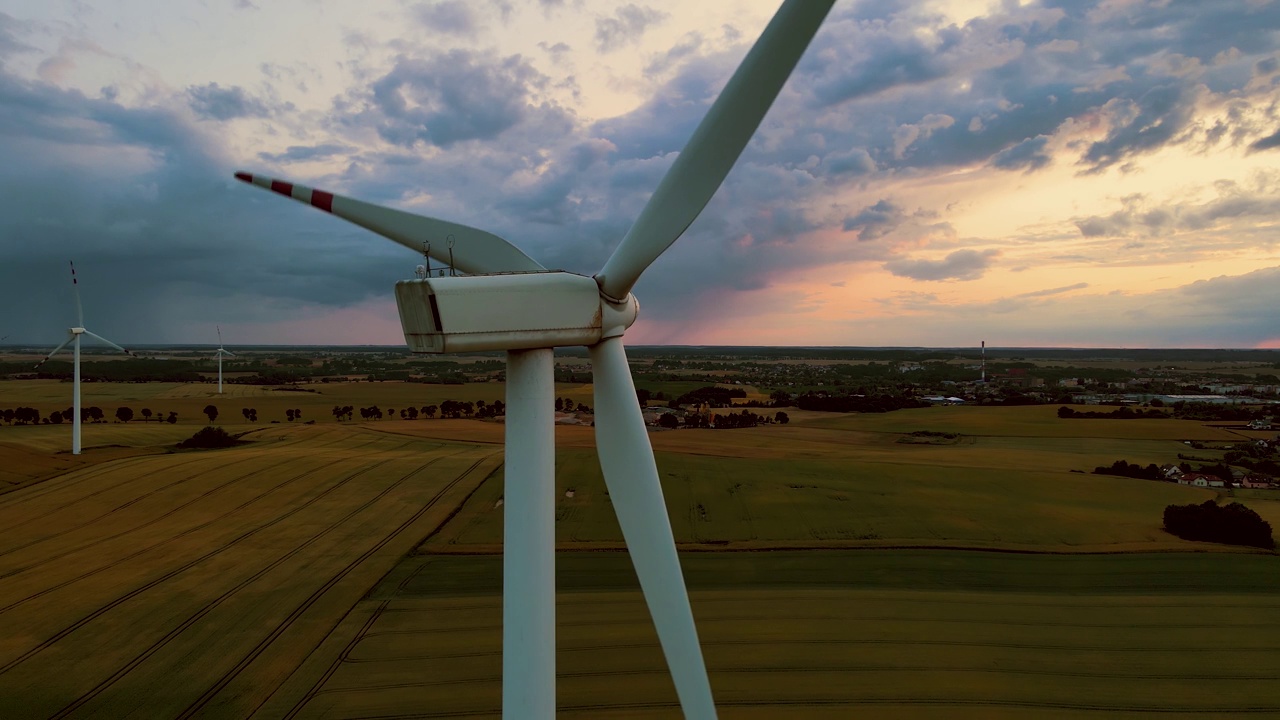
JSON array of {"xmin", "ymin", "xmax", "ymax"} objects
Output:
[{"xmin": 234, "ymin": 172, "xmax": 334, "ymax": 213}]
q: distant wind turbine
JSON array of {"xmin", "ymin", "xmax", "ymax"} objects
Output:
[
  {"xmin": 234, "ymin": 2, "xmax": 834, "ymax": 716},
  {"xmin": 34, "ymin": 262, "xmax": 133, "ymax": 455},
  {"xmin": 214, "ymin": 326, "xmax": 234, "ymax": 394}
]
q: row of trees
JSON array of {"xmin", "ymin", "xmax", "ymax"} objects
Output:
[
  {"xmin": 795, "ymin": 392, "xmax": 929, "ymax": 413},
  {"xmin": 331, "ymin": 399, "xmax": 513, "ymax": 422},
  {"xmin": 1, "ymin": 406, "xmax": 177, "ymax": 425},
  {"xmin": 1093, "ymin": 460, "xmax": 1164, "ymax": 480},
  {"xmin": 656, "ymin": 409, "xmax": 788, "ymax": 430},
  {"xmin": 1059, "ymin": 406, "xmax": 1168, "ymax": 419}
]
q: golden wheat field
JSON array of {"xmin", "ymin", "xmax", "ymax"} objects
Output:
[{"xmin": 0, "ymin": 379, "xmax": 1277, "ymax": 718}]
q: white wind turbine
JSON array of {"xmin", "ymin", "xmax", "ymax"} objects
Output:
[
  {"xmin": 34, "ymin": 262, "xmax": 133, "ymax": 455},
  {"xmin": 234, "ymin": 2, "xmax": 833, "ymax": 716},
  {"xmin": 213, "ymin": 326, "xmax": 234, "ymax": 394}
]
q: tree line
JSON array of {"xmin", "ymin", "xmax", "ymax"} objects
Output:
[
  {"xmin": 1059, "ymin": 406, "xmax": 1169, "ymax": 419},
  {"xmin": 1, "ymin": 406, "xmax": 177, "ymax": 425}
]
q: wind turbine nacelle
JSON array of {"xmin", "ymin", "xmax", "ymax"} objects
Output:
[{"xmin": 394, "ymin": 272, "xmax": 637, "ymax": 354}]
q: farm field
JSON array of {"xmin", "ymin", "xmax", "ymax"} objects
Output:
[
  {"xmin": 277, "ymin": 550, "xmax": 1280, "ymax": 718},
  {"xmin": 0, "ymin": 423, "xmax": 501, "ymax": 718},
  {"xmin": 0, "ymin": 378, "xmax": 1276, "ymax": 718}
]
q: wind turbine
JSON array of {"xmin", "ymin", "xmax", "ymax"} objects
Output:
[
  {"xmin": 34, "ymin": 262, "xmax": 133, "ymax": 455},
  {"xmin": 234, "ymin": 2, "xmax": 834, "ymax": 716},
  {"xmin": 214, "ymin": 326, "xmax": 234, "ymax": 394}
]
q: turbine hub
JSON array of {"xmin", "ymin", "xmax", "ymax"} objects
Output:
[{"xmin": 599, "ymin": 294, "xmax": 638, "ymax": 340}]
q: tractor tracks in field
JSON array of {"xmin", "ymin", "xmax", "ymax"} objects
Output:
[
  {"xmin": 0, "ymin": 428, "xmax": 328, "ymax": 546},
  {"xmin": 0, "ymin": 433, "xmax": 354, "ymax": 563},
  {"xmin": 0, "ymin": 437, "xmax": 424, "ymax": 677},
  {"xmin": 250, "ymin": 457, "xmax": 501, "ymax": 720},
  {"xmin": 49, "ymin": 448, "xmax": 495, "ymax": 720},
  {"xmin": 0, "ymin": 433, "xmax": 379, "ymax": 582},
  {"xmin": 0, "ymin": 436, "xmax": 403, "ymax": 616}
]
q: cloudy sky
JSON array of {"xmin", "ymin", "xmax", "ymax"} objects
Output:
[{"xmin": 2, "ymin": 0, "xmax": 1279, "ymax": 349}]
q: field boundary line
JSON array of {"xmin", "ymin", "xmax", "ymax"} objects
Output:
[{"xmin": 248, "ymin": 454, "xmax": 501, "ymax": 720}]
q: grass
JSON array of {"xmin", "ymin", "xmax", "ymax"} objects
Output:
[
  {"xmin": 291, "ymin": 550, "xmax": 1280, "ymax": 718},
  {"xmin": 424, "ymin": 447, "xmax": 1229, "ymax": 551},
  {"xmin": 805, "ymin": 404, "xmax": 1245, "ymax": 441}
]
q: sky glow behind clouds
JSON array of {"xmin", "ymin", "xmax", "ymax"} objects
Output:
[{"xmin": 0, "ymin": 0, "xmax": 1278, "ymax": 349}]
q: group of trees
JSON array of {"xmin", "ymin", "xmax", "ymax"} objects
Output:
[
  {"xmin": 555, "ymin": 397, "xmax": 591, "ymax": 413},
  {"xmin": 656, "ymin": 409, "xmax": 787, "ymax": 430},
  {"xmin": 177, "ymin": 426, "xmax": 240, "ymax": 449},
  {"xmin": 1223, "ymin": 442, "xmax": 1280, "ymax": 476},
  {"xmin": 1058, "ymin": 406, "xmax": 1168, "ymax": 419},
  {"xmin": 1171, "ymin": 402, "xmax": 1273, "ymax": 422},
  {"xmin": 1093, "ymin": 460, "xmax": 1164, "ymax": 481},
  {"xmin": 668, "ymin": 386, "xmax": 747, "ymax": 408},
  {"xmin": 795, "ymin": 392, "xmax": 929, "ymax": 414},
  {"xmin": 332, "ymin": 399, "xmax": 511, "ymax": 422},
  {"xmin": 1163, "ymin": 500, "xmax": 1274, "ymax": 549}
]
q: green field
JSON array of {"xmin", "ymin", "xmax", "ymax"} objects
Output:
[
  {"xmin": 273, "ymin": 551, "xmax": 1280, "ymax": 718},
  {"xmin": 0, "ymin": 381, "xmax": 1276, "ymax": 718}
]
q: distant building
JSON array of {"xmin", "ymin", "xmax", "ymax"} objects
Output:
[
  {"xmin": 1179, "ymin": 473, "xmax": 1223, "ymax": 488},
  {"xmin": 1155, "ymin": 394, "xmax": 1258, "ymax": 405}
]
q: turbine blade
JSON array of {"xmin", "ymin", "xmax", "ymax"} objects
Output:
[
  {"xmin": 81, "ymin": 329, "xmax": 132, "ymax": 356},
  {"xmin": 69, "ymin": 261, "xmax": 84, "ymax": 327},
  {"xmin": 589, "ymin": 336, "xmax": 716, "ymax": 719},
  {"xmin": 595, "ymin": 0, "xmax": 834, "ymax": 301},
  {"xmin": 232, "ymin": 172, "xmax": 545, "ymax": 275},
  {"xmin": 217, "ymin": 325, "xmax": 222, "ymax": 348},
  {"xmin": 34, "ymin": 334, "xmax": 74, "ymax": 369}
]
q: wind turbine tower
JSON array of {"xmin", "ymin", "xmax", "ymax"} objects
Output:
[
  {"xmin": 234, "ymin": 2, "xmax": 834, "ymax": 717},
  {"xmin": 214, "ymin": 326, "xmax": 234, "ymax": 394},
  {"xmin": 35, "ymin": 262, "xmax": 133, "ymax": 455},
  {"xmin": 981, "ymin": 340, "xmax": 986, "ymax": 383}
]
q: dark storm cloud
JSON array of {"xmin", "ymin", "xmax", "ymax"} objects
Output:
[
  {"xmin": 186, "ymin": 82, "xmax": 269, "ymax": 120},
  {"xmin": 1080, "ymin": 85, "xmax": 1195, "ymax": 172},
  {"xmin": 822, "ymin": 148, "xmax": 876, "ymax": 176},
  {"xmin": 348, "ymin": 50, "xmax": 554, "ymax": 148},
  {"xmin": 884, "ymin": 249, "xmax": 999, "ymax": 281},
  {"xmin": 782, "ymin": 0, "xmax": 1279, "ymax": 178},
  {"xmin": 990, "ymin": 135, "xmax": 1051, "ymax": 171},
  {"xmin": 0, "ymin": 71, "xmax": 413, "ymax": 344},
  {"xmin": 411, "ymin": 1, "xmax": 479, "ymax": 37},
  {"xmin": 809, "ymin": 21, "xmax": 950, "ymax": 106},
  {"xmin": 1249, "ymin": 129, "xmax": 1280, "ymax": 152},
  {"xmin": 842, "ymin": 200, "xmax": 905, "ymax": 240},
  {"xmin": 595, "ymin": 4, "xmax": 667, "ymax": 53}
]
